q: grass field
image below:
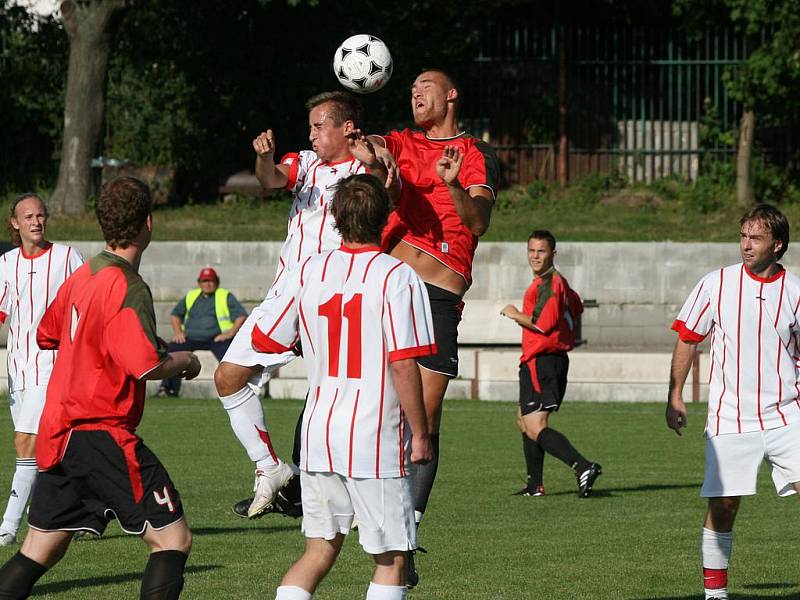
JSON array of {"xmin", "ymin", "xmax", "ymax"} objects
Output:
[{"xmin": 0, "ymin": 398, "xmax": 797, "ymax": 599}]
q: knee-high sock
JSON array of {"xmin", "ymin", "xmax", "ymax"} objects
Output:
[
  {"xmin": 275, "ymin": 586, "xmax": 312, "ymax": 600},
  {"xmin": 412, "ymin": 433, "xmax": 440, "ymax": 524},
  {"xmin": 521, "ymin": 434, "xmax": 544, "ymax": 488},
  {"xmin": 219, "ymin": 386, "xmax": 278, "ymax": 468},
  {"xmin": 701, "ymin": 527, "xmax": 732, "ymax": 598},
  {"xmin": 536, "ymin": 427, "xmax": 590, "ymax": 473},
  {"xmin": 0, "ymin": 458, "xmax": 37, "ymax": 535},
  {"xmin": 140, "ymin": 550, "xmax": 188, "ymax": 600},
  {"xmin": 0, "ymin": 552, "xmax": 48, "ymax": 599}
]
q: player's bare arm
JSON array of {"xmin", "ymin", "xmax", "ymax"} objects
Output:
[
  {"xmin": 500, "ymin": 304, "xmax": 545, "ymax": 334},
  {"xmin": 364, "ymin": 134, "xmax": 399, "ymax": 194},
  {"xmin": 437, "ymin": 145, "xmax": 492, "ymax": 236},
  {"xmin": 170, "ymin": 314, "xmax": 186, "ymax": 344},
  {"xmin": 145, "ymin": 351, "xmax": 201, "ymax": 382},
  {"xmin": 253, "ymin": 129, "xmax": 290, "ymax": 190},
  {"xmin": 390, "ymin": 358, "xmax": 432, "ymax": 464},
  {"xmin": 666, "ymin": 338, "xmax": 696, "ymax": 435}
]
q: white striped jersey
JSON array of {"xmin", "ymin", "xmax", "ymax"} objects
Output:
[
  {"xmin": 673, "ymin": 263, "xmax": 800, "ymax": 436},
  {"xmin": 0, "ymin": 243, "xmax": 83, "ymax": 391},
  {"xmin": 252, "ymin": 246, "xmax": 436, "ymax": 478},
  {"xmin": 269, "ymin": 151, "xmax": 366, "ymax": 289}
]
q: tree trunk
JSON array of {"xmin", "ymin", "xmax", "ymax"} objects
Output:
[
  {"xmin": 50, "ymin": 0, "xmax": 128, "ymax": 215},
  {"xmin": 557, "ymin": 26, "xmax": 568, "ymax": 189},
  {"xmin": 736, "ymin": 107, "xmax": 755, "ymax": 206}
]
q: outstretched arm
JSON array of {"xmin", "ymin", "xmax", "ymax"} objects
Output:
[
  {"xmin": 390, "ymin": 358, "xmax": 432, "ymax": 464},
  {"xmin": 253, "ymin": 129, "xmax": 290, "ymax": 190},
  {"xmin": 436, "ymin": 145, "xmax": 492, "ymax": 236}
]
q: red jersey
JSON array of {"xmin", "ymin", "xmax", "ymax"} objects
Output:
[
  {"xmin": 35, "ymin": 251, "xmax": 167, "ymax": 471},
  {"xmin": 380, "ymin": 129, "xmax": 499, "ymax": 287},
  {"xmin": 520, "ymin": 268, "xmax": 583, "ymax": 364}
]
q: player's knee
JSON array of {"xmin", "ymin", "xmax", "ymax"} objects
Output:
[
  {"xmin": 214, "ymin": 362, "xmax": 253, "ymax": 397},
  {"xmin": 707, "ymin": 497, "xmax": 739, "ymax": 529}
]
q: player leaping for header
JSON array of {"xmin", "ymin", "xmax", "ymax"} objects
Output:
[{"xmin": 214, "ymin": 91, "xmax": 395, "ymax": 518}]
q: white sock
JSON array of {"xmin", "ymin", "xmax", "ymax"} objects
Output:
[
  {"xmin": 366, "ymin": 582, "xmax": 405, "ymax": 600},
  {"xmin": 702, "ymin": 527, "xmax": 732, "ymax": 599},
  {"xmin": 275, "ymin": 585, "xmax": 312, "ymax": 600},
  {"xmin": 0, "ymin": 458, "xmax": 37, "ymax": 535},
  {"xmin": 220, "ymin": 386, "xmax": 278, "ymax": 466}
]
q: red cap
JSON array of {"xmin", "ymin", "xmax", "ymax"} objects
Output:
[{"xmin": 198, "ymin": 267, "xmax": 219, "ymax": 282}]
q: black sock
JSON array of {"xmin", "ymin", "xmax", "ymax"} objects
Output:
[
  {"xmin": 536, "ymin": 427, "xmax": 590, "ymax": 473},
  {"xmin": 140, "ymin": 550, "xmax": 188, "ymax": 600},
  {"xmin": 292, "ymin": 404, "xmax": 305, "ymax": 467},
  {"xmin": 412, "ymin": 433, "xmax": 440, "ymax": 519},
  {"xmin": 521, "ymin": 434, "xmax": 544, "ymax": 488},
  {"xmin": 0, "ymin": 552, "xmax": 48, "ymax": 599}
]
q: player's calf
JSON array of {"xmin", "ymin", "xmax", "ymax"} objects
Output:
[
  {"xmin": 140, "ymin": 550, "xmax": 189, "ymax": 600},
  {"xmin": 0, "ymin": 552, "xmax": 48, "ymax": 599}
]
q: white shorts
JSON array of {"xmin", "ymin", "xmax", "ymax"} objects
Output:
[
  {"xmin": 9, "ymin": 385, "xmax": 48, "ymax": 434},
  {"xmin": 300, "ymin": 471, "xmax": 416, "ymax": 555},
  {"xmin": 221, "ymin": 301, "xmax": 297, "ymax": 388},
  {"xmin": 702, "ymin": 420, "xmax": 800, "ymax": 497}
]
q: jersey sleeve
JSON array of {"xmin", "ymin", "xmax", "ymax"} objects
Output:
[
  {"xmin": 105, "ymin": 277, "xmax": 168, "ymax": 378},
  {"xmin": 379, "ymin": 130, "xmax": 404, "ymax": 160},
  {"xmin": 280, "ymin": 152, "xmax": 305, "ymax": 191},
  {"xmin": 383, "ymin": 268, "xmax": 437, "ymax": 362},
  {"xmin": 530, "ymin": 277, "xmax": 564, "ymax": 335},
  {"xmin": 36, "ymin": 277, "xmax": 70, "ymax": 350},
  {"xmin": 227, "ymin": 293, "xmax": 248, "ymax": 321},
  {"xmin": 459, "ymin": 140, "xmax": 499, "ymax": 201},
  {"xmin": 66, "ymin": 246, "xmax": 84, "ymax": 276},
  {"xmin": 672, "ymin": 274, "xmax": 715, "ymax": 343},
  {"xmin": 252, "ymin": 268, "xmax": 300, "ymax": 353}
]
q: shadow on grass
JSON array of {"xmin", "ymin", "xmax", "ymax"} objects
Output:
[
  {"xmin": 32, "ymin": 564, "xmax": 219, "ymax": 596},
  {"xmin": 193, "ymin": 525, "xmax": 298, "ymax": 536},
  {"xmin": 528, "ymin": 482, "xmax": 701, "ymax": 498},
  {"xmin": 629, "ymin": 584, "xmax": 798, "ymax": 600}
]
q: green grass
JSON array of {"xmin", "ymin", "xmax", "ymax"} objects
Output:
[{"xmin": 0, "ymin": 399, "xmax": 797, "ymax": 599}]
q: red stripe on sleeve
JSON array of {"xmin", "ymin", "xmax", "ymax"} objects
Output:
[
  {"xmin": 252, "ymin": 324, "xmax": 293, "ymax": 354},
  {"xmin": 671, "ymin": 319, "xmax": 706, "ymax": 343},
  {"xmin": 388, "ymin": 343, "xmax": 437, "ymax": 363}
]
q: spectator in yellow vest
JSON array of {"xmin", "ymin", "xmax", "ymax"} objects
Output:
[{"xmin": 157, "ymin": 267, "xmax": 247, "ymax": 397}]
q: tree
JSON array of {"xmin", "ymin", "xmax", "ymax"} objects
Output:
[
  {"xmin": 50, "ymin": 0, "xmax": 131, "ymax": 215},
  {"xmin": 675, "ymin": 0, "xmax": 800, "ymax": 205}
]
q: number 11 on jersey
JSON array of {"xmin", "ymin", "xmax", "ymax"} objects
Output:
[{"xmin": 318, "ymin": 293, "xmax": 363, "ymax": 378}]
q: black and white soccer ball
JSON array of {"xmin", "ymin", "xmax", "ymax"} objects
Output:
[{"xmin": 333, "ymin": 34, "xmax": 393, "ymax": 94}]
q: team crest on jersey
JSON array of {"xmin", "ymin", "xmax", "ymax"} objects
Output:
[{"xmin": 70, "ymin": 305, "xmax": 80, "ymax": 342}]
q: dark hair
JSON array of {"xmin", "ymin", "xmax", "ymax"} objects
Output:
[
  {"xmin": 528, "ymin": 229, "xmax": 556, "ymax": 251},
  {"xmin": 305, "ymin": 91, "xmax": 364, "ymax": 129},
  {"xmin": 7, "ymin": 193, "xmax": 48, "ymax": 247},
  {"xmin": 96, "ymin": 177, "xmax": 152, "ymax": 249},
  {"xmin": 740, "ymin": 203, "xmax": 790, "ymax": 259},
  {"xmin": 331, "ymin": 174, "xmax": 390, "ymax": 245}
]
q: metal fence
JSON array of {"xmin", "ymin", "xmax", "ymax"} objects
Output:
[{"xmin": 458, "ymin": 23, "xmax": 794, "ymax": 187}]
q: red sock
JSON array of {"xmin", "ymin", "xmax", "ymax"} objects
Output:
[{"xmin": 703, "ymin": 567, "xmax": 727, "ymax": 590}]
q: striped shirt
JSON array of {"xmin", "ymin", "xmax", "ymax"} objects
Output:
[
  {"xmin": 0, "ymin": 243, "xmax": 83, "ymax": 391},
  {"xmin": 673, "ymin": 263, "xmax": 800, "ymax": 436},
  {"xmin": 270, "ymin": 151, "xmax": 366, "ymax": 289},
  {"xmin": 252, "ymin": 246, "xmax": 436, "ymax": 478}
]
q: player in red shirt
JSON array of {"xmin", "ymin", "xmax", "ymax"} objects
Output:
[
  {"xmin": 501, "ymin": 230, "xmax": 601, "ymax": 498},
  {"xmin": 370, "ymin": 69, "xmax": 499, "ymax": 587},
  {"xmin": 0, "ymin": 177, "xmax": 201, "ymax": 600}
]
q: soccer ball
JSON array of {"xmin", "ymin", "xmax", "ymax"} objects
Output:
[{"xmin": 333, "ymin": 34, "xmax": 393, "ymax": 94}]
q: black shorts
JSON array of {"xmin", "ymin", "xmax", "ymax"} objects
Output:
[
  {"xmin": 417, "ymin": 283, "xmax": 462, "ymax": 378},
  {"xmin": 519, "ymin": 354, "xmax": 569, "ymax": 416},
  {"xmin": 29, "ymin": 429, "xmax": 184, "ymax": 536}
]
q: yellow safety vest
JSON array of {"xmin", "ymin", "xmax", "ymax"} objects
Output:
[{"xmin": 184, "ymin": 287, "xmax": 234, "ymax": 332}]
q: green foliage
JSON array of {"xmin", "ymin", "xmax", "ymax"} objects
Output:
[{"xmin": 0, "ymin": 2, "xmax": 67, "ymax": 192}]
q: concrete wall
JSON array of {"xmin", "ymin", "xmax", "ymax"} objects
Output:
[{"xmin": 19, "ymin": 240, "xmax": 798, "ymax": 349}]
